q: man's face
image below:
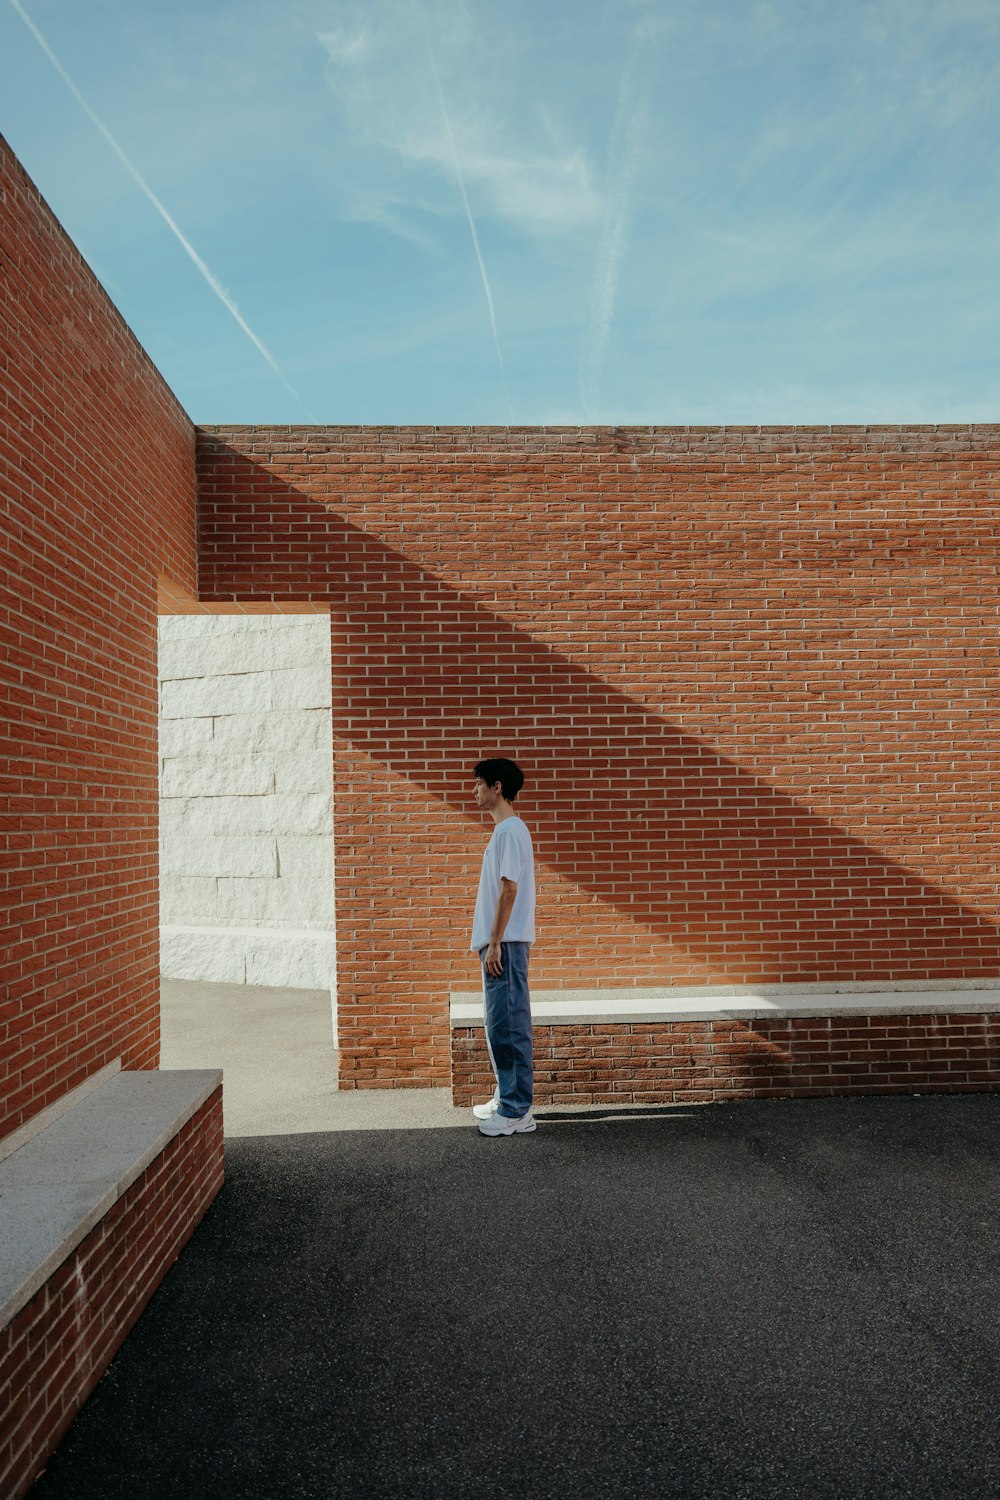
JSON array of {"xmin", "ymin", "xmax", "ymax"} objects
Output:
[{"xmin": 473, "ymin": 776, "xmax": 503, "ymax": 811}]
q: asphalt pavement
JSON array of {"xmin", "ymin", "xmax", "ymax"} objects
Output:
[{"xmin": 30, "ymin": 1089, "xmax": 1000, "ymax": 1499}]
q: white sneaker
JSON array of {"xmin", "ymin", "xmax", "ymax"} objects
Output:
[
  {"xmin": 477, "ymin": 1110, "xmax": 537, "ymax": 1137},
  {"xmin": 472, "ymin": 1089, "xmax": 500, "ymax": 1120}
]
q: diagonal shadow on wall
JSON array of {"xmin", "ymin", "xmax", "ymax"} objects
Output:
[{"xmin": 198, "ymin": 449, "xmax": 1000, "ymax": 984}]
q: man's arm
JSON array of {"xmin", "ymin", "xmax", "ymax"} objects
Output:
[{"xmin": 484, "ymin": 877, "xmax": 517, "ymax": 975}]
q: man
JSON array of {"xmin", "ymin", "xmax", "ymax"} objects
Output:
[{"xmin": 469, "ymin": 757, "xmax": 536, "ymax": 1136}]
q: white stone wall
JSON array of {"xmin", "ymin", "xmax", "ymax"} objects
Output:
[{"xmin": 158, "ymin": 614, "xmax": 336, "ymax": 1025}]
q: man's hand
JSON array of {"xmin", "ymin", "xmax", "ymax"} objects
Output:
[{"xmin": 484, "ymin": 877, "xmax": 517, "ymax": 976}]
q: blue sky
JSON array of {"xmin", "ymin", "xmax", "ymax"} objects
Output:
[{"xmin": 2, "ymin": 0, "xmax": 1000, "ymax": 425}]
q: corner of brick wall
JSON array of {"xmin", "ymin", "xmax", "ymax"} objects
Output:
[{"xmin": 2, "ymin": 135, "xmax": 199, "ymax": 1136}]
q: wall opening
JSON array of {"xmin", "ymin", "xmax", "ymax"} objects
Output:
[{"xmin": 156, "ymin": 577, "xmax": 336, "ymax": 1130}]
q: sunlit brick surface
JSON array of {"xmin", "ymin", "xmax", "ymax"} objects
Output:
[{"xmin": 197, "ymin": 423, "xmax": 1000, "ymax": 1089}]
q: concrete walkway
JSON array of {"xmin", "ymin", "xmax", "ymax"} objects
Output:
[
  {"xmin": 27, "ymin": 983, "xmax": 1000, "ymax": 1498},
  {"xmin": 160, "ymin": 978, "xmax": 464, "ymax": 1133}
]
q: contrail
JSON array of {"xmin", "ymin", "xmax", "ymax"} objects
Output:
[
  {"xmin": 10, "ymin": 0, "xmax": 316, "ymax": 419},
  {"xmin": 580, "ymin": 34, "xmax": 648, "ymax": 420},
  {"xmin": 424, "ymin": 31, "xmax": 514, "ymax": 422}
]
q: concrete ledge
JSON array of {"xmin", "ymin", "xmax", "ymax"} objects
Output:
[
  {"xmin": 0, "ymin": 1060, "xmax": 122, "ymax": 1166},
  {"xmin": 450, "ymin": 981, "xmax": 1000, "ymax": 1028},
  {"xmin": 0, "ymin": 1069, "xmax": 222, "ymax": 1329}
]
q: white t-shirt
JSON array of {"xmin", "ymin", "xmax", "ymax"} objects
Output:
[{"xmin": 470, "ymin": 816, "xmax": 536, "ymax": 950}]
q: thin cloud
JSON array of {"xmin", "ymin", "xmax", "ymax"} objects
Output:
[
  {"xmin": 580, "ymin": 30, "xmax": 649, "ymax": 420},
  {"xmin": 398, "ymin": 133, "xmax": 600, "ymax": 231},
  {"xmin": 317, "ymin": 28, "xmax": 369, "ymax": 65},
  {"xmin": 424, "ymin": 28, "xmax": 513, "ymax": 420},
  {"xmin": 343, "ymin": 192, "xmax": 441, "ymax": 253},
  {"xmin": 317, "ymin": 12, "xmax": 600, "ymax": 235},
  {"xmin": 11, "ymin": 0, "xmax": 316, "ymax": 419}
]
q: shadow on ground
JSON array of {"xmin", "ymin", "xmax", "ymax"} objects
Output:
[{"xmin": 32, "ymin": 1093, "xmax": 1000, "ymax": 1500}]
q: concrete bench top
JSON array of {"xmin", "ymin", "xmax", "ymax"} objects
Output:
[
  {"xmin": 449, "ymin": 982, "xmax": 1000, "ymax": 1028},
  {"xmin": 0, "ymin": 1068, "xmax": 222, "ymax": 1329}
]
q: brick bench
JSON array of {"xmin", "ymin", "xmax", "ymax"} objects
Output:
[
  {"xmin": 0, "ymin": 1064, "xmax": 224, "ymax": 1500},
  {"xmin": 450, "ymin": 983, "xmax": 1000, "ymax": 1108}
]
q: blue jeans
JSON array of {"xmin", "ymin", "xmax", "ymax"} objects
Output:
[{"xmin": 479, "ymin": 941, "xmax": 533, "ymax": 1118}]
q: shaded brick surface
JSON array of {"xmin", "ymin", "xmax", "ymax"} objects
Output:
[
  {"xmin": 2, "ymin": 131, "xmax": 215, "ymax": 1500},
  {"xmin": 1, "ymin": 135, "xmax": 198, "ymax": 1137},
  {"xmin": 452, "ymin": 1014, "xmax": 1000, "ymax": 1105},
  {"xmin": 197, "ymin": 424, "xmax": 1000, "ymax": 1088}
]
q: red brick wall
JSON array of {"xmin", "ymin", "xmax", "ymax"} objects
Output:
[
  {"xmin": 453, "ymin": 1015, "xmax": 1000, "ymax": 1107},
  {"xmin": 0, "ymin": 1087, "xmax": 223, "ymax": 1500},
  {"xmin": 1, "ymin": 135, "xmax": 198, "ymax": 1136},
  {"xmin": 196, "ymin": 425, "xmax": 1000, "ymax": 1088}
]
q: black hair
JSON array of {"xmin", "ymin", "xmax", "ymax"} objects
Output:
[{"xmin": 474, "ymin": 757, "xmax": 525, "ymax": 803}]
